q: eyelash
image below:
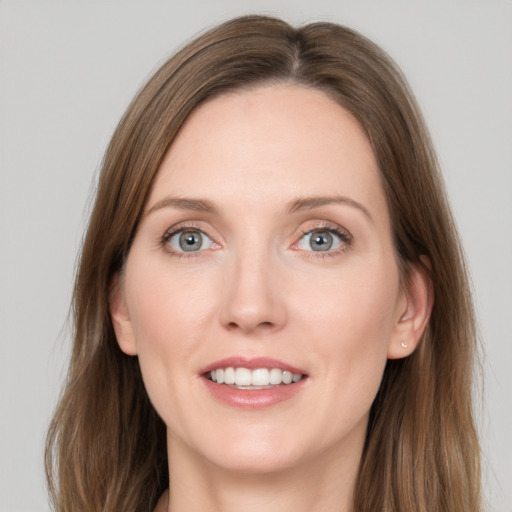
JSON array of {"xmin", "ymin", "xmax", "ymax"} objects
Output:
[
  {"xmin": 296, "ymin": 223, "xmax": 353, "ymax": 259},
  {"xmin": 159, "ymin": 223, "xmax": 213, "ymax": 259},
  {"xmin": 159, "ymin": 222, "xmax": 353, "ymax": 259}
]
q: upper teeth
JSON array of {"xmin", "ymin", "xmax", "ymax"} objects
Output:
[{"xmin": 210, "ymin": 367, "xmax": 303, "ymax": 387}]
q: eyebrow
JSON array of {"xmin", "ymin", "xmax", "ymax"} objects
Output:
[
  {"xmin": 286, "ymin": 196, "xmax": 373, "ymax": 223},
  {"xmin": 146, "ymin": 195, "xmax": 373, "ymax": 222},
  {"xmin": 146, "ymin": 197, "xmax": 218, "ymax": 216}
]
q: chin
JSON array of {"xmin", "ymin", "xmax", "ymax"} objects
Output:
[
  {"xmin": 177, "ymin": 423, "xmax": 307, "ymax": 475},
  {"xmin": 208, "ymin": 443, "xmax": 303, "ymax": 475}
]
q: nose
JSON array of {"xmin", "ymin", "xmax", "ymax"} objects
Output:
[{"xmin": 219, "ymin": 248, "xmax": 287, "ymax": 335}]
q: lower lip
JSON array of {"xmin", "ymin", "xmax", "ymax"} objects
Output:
[{"xmin": 202, "ymin": 377, "xmax": 306, "ymax": 409}]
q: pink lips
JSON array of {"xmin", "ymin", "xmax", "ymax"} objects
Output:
[
  {"xmin": 200, "ymin": 356, "xmax": 306, "ymax": 375},
  {"xmin": 200, "ymin": 357, "xmax": 308, "ymax": 410}
]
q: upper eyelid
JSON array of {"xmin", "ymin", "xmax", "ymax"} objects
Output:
[
  {"xmin": 162, "ymin": 221, "xmax": 212, "ymax": 238},
  {"xmin": 298, "ymin": 228, "xmax": 350, "ymax": 243},
  {"xmin": 298, "ymin": 221, "xmax": 352, "ymax": 238},
  {"xmin": 159, "ymin": 220, "xmax": 352, "ymax": 245},
  {"xmin": 301, "ymin": 223, "xmax": 349, "ymax": 233}
]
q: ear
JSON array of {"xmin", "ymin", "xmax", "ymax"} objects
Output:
[
  {"xmin": 109, "ymin": 273, "xmax": 138, "ymax": 356},
  {"xmin": 387, "ymin": 260, "xmax": 434, "ymax": 359}
]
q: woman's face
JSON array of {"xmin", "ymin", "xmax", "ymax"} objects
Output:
[{"xmin": 112, "ymin": 85, "xmax": 418, "ymax": 474}]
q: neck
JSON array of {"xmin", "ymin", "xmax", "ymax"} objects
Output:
[{"xmin": 164, "ymin": 432, "xmax": 362, "ymax": 512}]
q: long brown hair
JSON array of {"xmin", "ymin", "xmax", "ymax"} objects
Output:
[{"xmin": 46, "ymin": 15, "xmax": 481, "ymax": 511}]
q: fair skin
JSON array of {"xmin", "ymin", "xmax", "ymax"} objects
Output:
[{"xmin": 111, "ymin": 84, "xmax": 432, "ymax": 512}]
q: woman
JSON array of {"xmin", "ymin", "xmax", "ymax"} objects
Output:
[{"xmin": 45, "ymin": 15, "xmax": 482, "ymax": 512}]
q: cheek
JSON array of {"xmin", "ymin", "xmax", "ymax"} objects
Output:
[
  {"xmin": 293, "ymin": 258, "xmax": 400, "ymax": 415},
  {"xmin": 296, "ymin": 256, "xmax": 400, "ymax": 348},
  {"xmin": 123, "ymin": 260, "xmax": 210, "ymax": 408},
  {"xmin": 126, "ymin": 259, "xmax": 215, "ymax": 350}
]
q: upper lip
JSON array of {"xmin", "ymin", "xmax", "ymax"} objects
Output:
[{"xmin": 199, "ymin": 357, "xmax": 307, "ymax": 376}]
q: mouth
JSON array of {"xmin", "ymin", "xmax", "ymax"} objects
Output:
[
  {"xmin": 206, "ymin": 367, "xmax": 305, "ymax": 389},
  {"xmin": 200, "ymin": 357, "xmax": 308, "ymax": 409}
]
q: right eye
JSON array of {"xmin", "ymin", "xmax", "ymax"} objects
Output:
[{"xmin": 166, "ymin": 230, "xmax": 215, "ymax": 253}]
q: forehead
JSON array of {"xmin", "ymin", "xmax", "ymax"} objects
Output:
[{"xmin": 149, "ymin": 84, "xmax": 386, "ymax": 217}]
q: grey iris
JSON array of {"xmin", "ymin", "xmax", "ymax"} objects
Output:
[
  {"xmin": 179, "ymin": 232, "xmax": 203, "ymax": 251},
  {"xmin": 310, "ymin": 231, "xmax": 333, "ymax": 251}
]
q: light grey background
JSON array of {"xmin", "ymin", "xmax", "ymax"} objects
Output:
[{"xmin": 0, "ymin": 1, "xmax": 510, "ymax": 511}]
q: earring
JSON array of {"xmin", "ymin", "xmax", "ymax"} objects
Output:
[{"xmin": 401, "ymin": 341, "xmax": 408, "ymax": 348}]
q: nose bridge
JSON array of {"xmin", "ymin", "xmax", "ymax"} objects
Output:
[{"xmin": 220, "ymin": 234, "xmax": 286, "ymax": 333}]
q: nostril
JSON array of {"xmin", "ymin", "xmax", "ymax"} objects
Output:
[{"xmin": 226, "ymin": 320, "xmax": 275, "ymax": 332}]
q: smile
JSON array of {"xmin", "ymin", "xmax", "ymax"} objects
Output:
[
  {"xmin": 208, "ymin": 367, "xmax": 304, "ymax": 388},
  {"xmin": 200, "ymin": 357, "xmax": 308, "ymax": 408}
]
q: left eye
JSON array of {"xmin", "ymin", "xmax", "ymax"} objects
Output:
[
  {"xmin": 167, "ymin": 230, "xmax": 214, "ymax": 252},
  {"xmin": 296, "ymin": 230, "xmax": 345, "ymax": 252}
]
